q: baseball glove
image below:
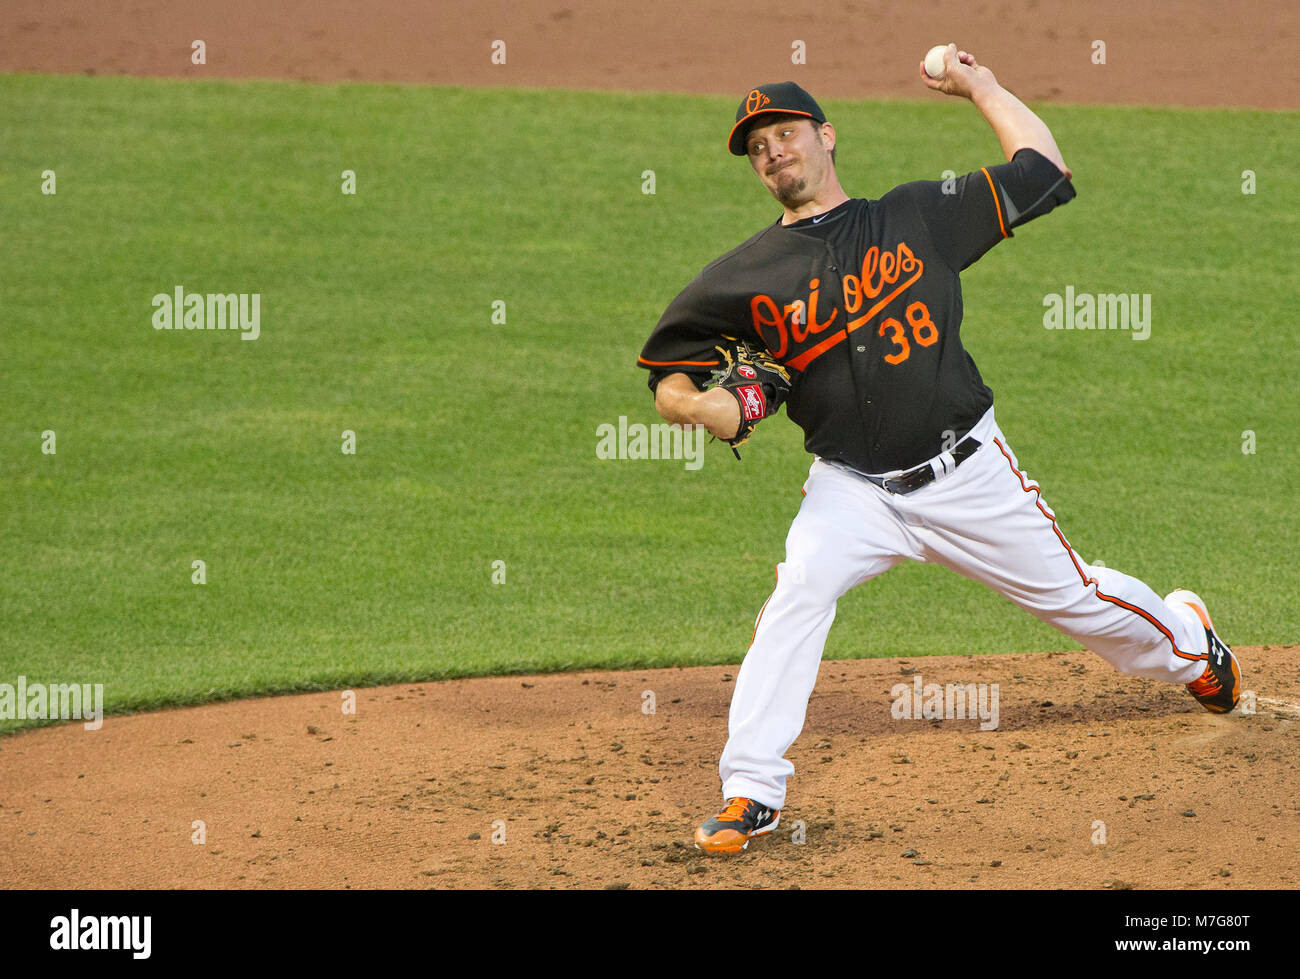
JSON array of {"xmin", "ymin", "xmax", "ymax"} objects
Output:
[{"xmin": 706, "ymin": 336, "xmax": 793, "ymax": 458}]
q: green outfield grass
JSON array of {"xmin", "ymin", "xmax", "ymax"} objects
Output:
[{"xmin": 1, "ymin": 74, "xmax": 1296, "ymax": 732}]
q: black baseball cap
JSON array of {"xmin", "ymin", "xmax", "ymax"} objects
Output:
[{"xmin": 728, "ymin": 81, "xmax": 827, "ymax": 156}]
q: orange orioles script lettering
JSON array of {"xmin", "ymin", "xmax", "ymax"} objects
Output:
[{"xmin": 751, "ymin": 241, "xmax": 924, "ymax": 372}]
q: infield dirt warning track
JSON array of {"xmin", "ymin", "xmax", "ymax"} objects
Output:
[{"xmin": 1, "ymin": 0, "xmax": 1296, "ymax": 108}]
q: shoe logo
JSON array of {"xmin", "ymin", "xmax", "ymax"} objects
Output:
[{"xmin": 1211, "ymin": 641, "xmax": 1224, "ymax": 666}]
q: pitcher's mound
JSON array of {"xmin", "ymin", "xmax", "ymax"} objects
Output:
[{"xmin": 1, "ymin": 646, "xmax": 1296, "ymax": 889}]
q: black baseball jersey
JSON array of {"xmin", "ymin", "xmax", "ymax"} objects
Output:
[{"xmin": 638, "ymin": 147, "xmax": 1076, "ymax": 473}]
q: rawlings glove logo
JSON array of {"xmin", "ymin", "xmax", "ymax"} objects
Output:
[
  {"xmin": 708, "ymin": 337, "xmax": 792, "ymax": 459},
  {"xmin": 738, "ymin": 384, "xmax": 765, "ymax": 420}
]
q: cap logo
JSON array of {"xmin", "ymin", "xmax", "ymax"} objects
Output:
[{"xmin": 745, "ymin": 89, "xmax": 772, "ymax": 114}]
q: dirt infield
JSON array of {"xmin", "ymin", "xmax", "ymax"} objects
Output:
[
  {"xmin": 1, "ymin": 2, "xmax": 1296, "ymax": 889},
  {"xmin": 2, "ymin": 648, "xmax": 1298, "ymax": 889},
  {"xmin": 1, "ymin": 0, "xmax": 1296, "ymax": 108}
]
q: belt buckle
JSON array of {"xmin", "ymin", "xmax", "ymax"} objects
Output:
[
  {"xmin": 873, "ymin": 435, "xmax": 983, "ymax": 496},
  {"xmin": 883, "ymin": 468, "xmax": 926, "ymax": 496}
]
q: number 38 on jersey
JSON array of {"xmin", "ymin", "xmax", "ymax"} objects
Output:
[{"xmin": 878, "ymin": 301, "xmax": 939, "ymax": 366}]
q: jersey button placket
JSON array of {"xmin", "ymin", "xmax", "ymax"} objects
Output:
[{"xmin": 824, "ymin": 249, "xmax": 874, "ymax": 457}]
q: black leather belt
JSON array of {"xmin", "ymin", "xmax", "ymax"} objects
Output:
[{"xmin": 861, "ymin": 437, "xmax": 982, "ymax": 495}]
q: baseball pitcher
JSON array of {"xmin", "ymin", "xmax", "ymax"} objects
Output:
[{"xmin": 636, "ymin": 46, "xmax": 1242, "ymax": 854}]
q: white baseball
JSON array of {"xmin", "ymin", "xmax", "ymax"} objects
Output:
[{"xmin": 924, "ymin": 44, "xmax": 949, "ymax": 79}]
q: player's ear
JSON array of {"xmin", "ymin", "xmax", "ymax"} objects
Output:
[{"xmin": 820, "ymin": 122, "xmax": 836, "ymax": 156}]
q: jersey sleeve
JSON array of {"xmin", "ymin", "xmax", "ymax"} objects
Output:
[
  {"xmin": 893, "ymin": 147, "xmax": 1076, "ymax": 272},
  {"xmin": 636, "ymin": 271, "xmax": 735, "ymax": 393}
]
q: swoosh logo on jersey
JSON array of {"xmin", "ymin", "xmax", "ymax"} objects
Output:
[{"xmin": 811, "ymin": 214, "xmax": 828, "ymax": 224}]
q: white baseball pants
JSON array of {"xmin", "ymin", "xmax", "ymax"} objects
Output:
[{"xmin": 720, "ymin": 408, "xmax": 1210, "ymax": 809}]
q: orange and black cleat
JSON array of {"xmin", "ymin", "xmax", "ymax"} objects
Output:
[
  {"xmin": 694, "ymin": 797, "xmax": 781, "ymax": 854},
  {"xmin": 1167, "ymin": 589, "xmax": 1242, "ymax": 714}
]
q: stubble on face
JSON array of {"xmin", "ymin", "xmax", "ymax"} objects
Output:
[{"xmin": 772, "ymin": 167, "xmax": 808, "ymax": 206}]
